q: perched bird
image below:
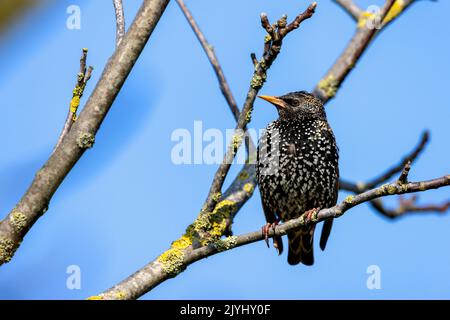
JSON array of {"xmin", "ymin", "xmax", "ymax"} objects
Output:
[{"xmin": 256, "ymin": 91, "xmax": 339, "ymax": 265}]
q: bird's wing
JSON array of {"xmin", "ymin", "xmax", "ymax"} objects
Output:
[{"xmin": 320, "ymin": 159, "xmax": 339, "ymax": 251}]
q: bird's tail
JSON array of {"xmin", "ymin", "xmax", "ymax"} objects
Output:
[
  {"xmin": 287, "ymin": 226, "xmax": 315, "ymax": 266},
  {"xmin": 320, "ymin": 218, "xmax": 334, "ymax": 251}
]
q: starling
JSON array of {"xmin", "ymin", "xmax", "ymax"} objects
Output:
[{"xmin": 256, "ymin": 91, "xmax": 339, "ymax": 265}]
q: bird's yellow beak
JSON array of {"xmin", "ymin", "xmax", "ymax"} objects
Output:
[{"xmin": 258, "ymin": 95, "xmax": 286, "ymax": 109}]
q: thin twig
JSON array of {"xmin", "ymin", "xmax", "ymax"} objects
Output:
[
  {"xmin": 338, "ymin": 132, "xmax": 446, "ymax": 220},
  {"xmin": 54, "ymin": 48, "xmax": 93, "ymax": 151},
  {"xmin": 113, "ymin": 0, "xmax": 126, "ymax": 47},
  {"xmin": 361, "ymin": 131, "xmax": 429, "ymax": 190},
  {"xmin": 95, "ymin": 174, "xmax": 450, "ymax": 300},
  {"xmin": 398, "ymin": 160, "xmax": 412, "ymax": 184},
  {"xmin": 369, "ymin": 195, "xmax": 450, "ymax": 219},
  {"xmin": 250, "ymin": 53, "xmax": 258, "ymax": 66}
]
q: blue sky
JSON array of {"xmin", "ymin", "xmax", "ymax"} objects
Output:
[{"xmin": 0, "ymin": 0, "xmax": 449, "ymax": 299}]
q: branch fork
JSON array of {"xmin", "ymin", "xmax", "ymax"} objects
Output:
[{"xmin": 54, "ymin": 49, "xmax": 93, "ymax": 151}]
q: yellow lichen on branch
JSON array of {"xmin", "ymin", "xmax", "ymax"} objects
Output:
[
  {"xmin": 357, "ymin": 0, "xmax": 405, "ymax": 29},
  {"xmin": 318, "ymin": 74, "xmax": 338, "ymax": 98},
  {"xmin": 10, "ymin": 210, "xmax": 27, "ymax": 233},
  {"xmin": 157, "ymin": 247, "xmax": 186, "ymax": 277},
  {"xmin": 0, "ymin": 237, "xmax": 15, "ymax": 263},
  {"xmin": 383, "ymin": 0, "xmax": 405, "ymax": 25},
  {"xmin": 357, "ymin": 11, "xmax": 376, "ymax": 29},
  {"xmin": 70, "ymin": 80, "xmax": 87, "ymax": 121}
]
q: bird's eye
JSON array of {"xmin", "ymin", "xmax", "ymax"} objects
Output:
[
  {"xmin": 285, "ymin": 99, "xmax": 299, "ymax": 107},
  {"xmin": 289, "ymin": 99, "xmax": 300, "ymax": 107}
]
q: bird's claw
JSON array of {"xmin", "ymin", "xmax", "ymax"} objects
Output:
[
  {"xmin": 303, "ymin": 208, "xmax": 319, "ymax": 225},
  {"xmin": 261, "ymin": 220, "xmax": 280, "ymax": 248},
  {"xmin": 262, "ymin": 224, "xmax": 270, "ymax": 248}
]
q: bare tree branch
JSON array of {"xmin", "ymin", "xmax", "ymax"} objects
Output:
[
  {"xmin": 336, "ymin": 130, "xmax": 449, "ymax": 219},
  {"xmin": 0, "ymin": 0, "xmax": 170, "ymax": 266},
  {"xmin": 200, "ymin": 2, "xmax": 317, "ymax": 217},
  {"xmin": 368, "ymin": 195, "xmax": 450, "ymax": 219},
  {"xmin": 366, "ymin": 130, "xmax": 429, "ymax": 189},
  {"xmin": 93, "ymin": 173, "xmax": 450, "ymax": 300},
  {"xmin": 333, "ymin": 0, "xmax": 363, "ymax": 20},
  {"xmin": 340, "ymin": 178, "xmax": 450, "ymax": 220},
  {"xmin": 340, "ymin": 130, "xmax": 430, "ymax": 191},
  {"xmin": 314, "ymin": 0, "xmax": 414, "ymax": 102},
  {"xmin": 113, "ymin": 0, "xmax": 126, "ymax": 47}
]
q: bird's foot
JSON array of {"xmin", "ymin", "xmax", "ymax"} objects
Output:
[
  {"xmin": 303, "ymin": 208, "xmax": 320, "ymax": 225},
  {"xmin": 261, "ymin": 220, "xmax": 280, "ymax": 248}
]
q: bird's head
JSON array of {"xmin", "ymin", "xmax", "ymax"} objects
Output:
[{"xmin": 258, "ymin": 91, "xmax": 325, "ymax": 120}]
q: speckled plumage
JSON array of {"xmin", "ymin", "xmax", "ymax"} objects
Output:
[{"xmin": 256, "ymin": 91, "xmax": 339, "ymax": 265}]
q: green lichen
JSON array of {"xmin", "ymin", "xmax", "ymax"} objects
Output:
[
  {"xmin": 357, "ymin": 11, "xmax": 376, "ymax": 29},
  {"xmin": 259, "ymin": 59, "xmax": 267, "ymax": 70},
  {"xmin": 376, "ymin": 185, "xmax": 387, "ymax": 196},
  {"xmin": 344, "ymin": 195, "xmax": 354, "ymax": 204},
  {"xmin": 298, "ymin": 215, "xmax": 305, "ymax": 226},
  {"xmin": 77, "ymin": 132, "xmax": 95, "ymax": 149},
  {"xmin": 157, "ymin": 247, "xmax": 186, "ymax": 277},
  {"xmin": 232, "ymin": 132, "xmax": 244, "ymax": 151},
  {"xmin": 156, "ymin": 234, "xmax": 194, "ymax": 277},
  {"xmin": 387, "ymin": 184, "xmax": 397, "ymax": 195},
  {"xmin": 70, "ymin": 71, "xmax": 89, "ymax": 121},
  {"xmin": 76, "ymin": 72, "xmax": 85, "ymax": 84},
  {"xmin": 171, "ymin": 235, "xmax": 193, "ymax": 250},
  {"xmin": 264, "ymin": 34, "xmax": 272, "ymax": 43},
  {"xmin": 188, "ymin": 199, "xmax": 237, "ymax": 246},
  {"xmin": 399, "ymin": 183, "xmax": 409, "ymax": 192},
  {"xmin": 189, "ymin": 214, "xmax": 210, "ymax": 236},
  {"xmin": 318, "ymin": 75, "xmax": 338, "ymax": 98},
  {"xmin": 10, "ymin": 210, "xmax": 27, "ymax": 233},
  {"xmin": 250, "ymin": 73, "xmax": 267, "ymax": 89},
  {"xmin": 212, "ymin": 192, "xmax": 222, "ymax": 203},
  {"xmin": 214, "ymin": 236, "xmax": 238, "ymax": 252},
  {"xmin": 243, "ymin": 183, "xmax": 255, "ymax": 194},
  {"xmin": 277, "ymin": 15, "xmax": 287, "ymax": 28},
  {"xmin": 246, "ymin": 109, "xmax": 253, "ymax": 122},
  {"xmin": 0, "ymin": 238, "xmax": 15, "ymax": 264}
]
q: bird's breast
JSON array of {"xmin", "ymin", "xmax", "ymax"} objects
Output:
[{"xmin": 257, "ymin": 118, "xmax": 339, "ymax": 219}]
